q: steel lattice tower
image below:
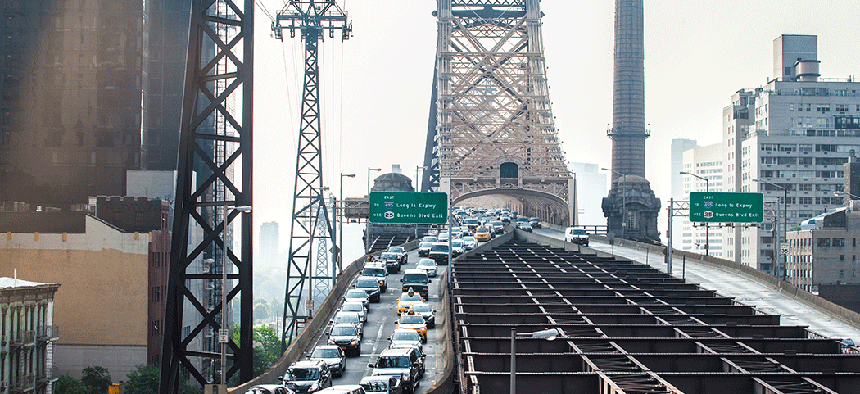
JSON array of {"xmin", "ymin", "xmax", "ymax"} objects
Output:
[
  {"xmin": 160, "ymin": 0, "xmax": 254, "ymax": 392},
  {"xmin": 272, "ymin": 0, "xmax": 351, "ymax": 348},
  {"xmin": 425, "ymin": 0, "xmax": 568, "ymax": 186}
]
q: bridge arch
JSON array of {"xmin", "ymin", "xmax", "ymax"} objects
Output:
[{"xmin": 453, "ymin": 187, "xmax": 570, "ymax": 226}]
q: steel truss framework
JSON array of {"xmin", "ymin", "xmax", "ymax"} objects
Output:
[
  {"xmin": 427, "ymin": 0, "xmax": 571, "ymax": 218},
  {"xmin": 160, "ymin": 0, "xmax": 255, "ymax": 392},
  {"xmin": 453, "ymin": 240, "xmax": 860, "ymax": 394},
  {"xmin": 272, "ymin": 0, "xmax": 351, "ymax": 348}
]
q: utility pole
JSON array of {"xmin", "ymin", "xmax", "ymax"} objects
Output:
[{"xmin": 273, "ymin": 1, "xmax": 352, "ymax": 349}]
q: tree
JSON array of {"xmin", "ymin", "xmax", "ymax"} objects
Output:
[
  {"xmin": 227, "ymin": 325, "xmax": 282, "ymax": 383},
  {"xmin": 80, "ymin": 366, "xmax": 111, "ymax": 394},
  {"xmin": 124, "ymin": 365, "xmax": 159, "ymax": 394},
  {"xmin": 55, "ymin": 374, "xmax": 87, "ymax": 394}
]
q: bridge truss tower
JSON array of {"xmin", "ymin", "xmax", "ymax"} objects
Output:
[
  {"xmin": 272, "ymin": 0, "xmax": 351, "ymax": 348},
  {"xmin": 160, "ymin": 0, "xmax": 255, "ymax": 392},
  {"xmin": 424, "ymin": 0, "xmax": 573, "ymax": 225}
]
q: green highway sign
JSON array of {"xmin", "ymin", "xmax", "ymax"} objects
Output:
[
  {"xmin": 690, "ymin": 192, "xmax": 763, "ymax": 223},
  {"xmin": 368, "ymin": 192, "xmax": 448, "ymax": 224}
]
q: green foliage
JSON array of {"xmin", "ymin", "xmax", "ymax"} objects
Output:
[
  {"xmin": 228, "ymin": 325, "xmax": 283, "ymax": 380},
  {"xmin": 124, "ymin": 365, "xmax": 159, "ymax": 394},
  {"xmin": 55, "ymin": 374, "xmax": 87, "ymax": 394},
  {"xmin": 81, "ymin": 366, "xmax": 112, "ymax": 394}
]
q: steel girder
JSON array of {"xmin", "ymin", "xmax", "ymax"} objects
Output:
[
  {"xmin": 429, "ymin": 0, "xmax": 568, "ymax": 188},
  {"xmin": 453, "ymin": 240, "xmax": 860, "ymax": 394},
  {"xmin": 160, "ymin": 0, "xmax": 255, "ymax": 392},
  {"xmin": 272, "ymin": 0, "xmax": 351, "ymax": 348}
]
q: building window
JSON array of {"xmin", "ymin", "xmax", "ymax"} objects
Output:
[
  {"xmin": 834, "ymin": 238, "xmax": 845, "ymax": 247},
  {"xmin": 840, "ymin": 269, "xmax": 845, "ymax": 277},
  {"xmin": 818, "ymin": 238, "xmax": 831, "ymax": 247}
]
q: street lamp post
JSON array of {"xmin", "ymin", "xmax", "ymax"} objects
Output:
[
  {"xmin": 602, "ymin": 168, "xmax": 626, "ymax": 238},
  {"xmin": 220, "ymin": 204, "xmax": 251, "ymax": 386},
  {"xmin": 680, "ymin": 171, "xmax": 710, "ymax": 256},
  {"xmin": 835, "ymin": 191, "xmax": 860, "ymax": 204},
  {"xmin": 367, "ymin": 167, "xmax": 382, "ymax": 197},
  {"xmin": 510, "ymin": 328, "xmax": 560, "ymax": 394},
  {"xmin": 340, "ymin": 174, "xmax": 355, "ymax": 269},
  {"xmin": 753, "ymin": 179, "xmax": 786, "ymax": 280}
]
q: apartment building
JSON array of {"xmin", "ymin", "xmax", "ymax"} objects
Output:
[{"xmin": 680, "ymin": 143, "xmax": 724, "ymax": 257}]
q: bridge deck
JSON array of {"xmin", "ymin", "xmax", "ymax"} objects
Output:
[{"xmin": 452, "ymin": 240, "xmax": 860, "ymax": 394}]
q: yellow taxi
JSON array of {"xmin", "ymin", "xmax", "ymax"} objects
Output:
[
  {"xmin": 396, "ymin": 289, "xmax": 425, "ymax": 315},
  {"xmin": 475, "ymin": 227, "xmax": 492, "ymax": 242},
  {"xmin": 395, "ymin": 311, "xmax": 428, "ymax": 342}
]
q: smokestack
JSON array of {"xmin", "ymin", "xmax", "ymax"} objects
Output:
[{"xmin": 609, "ymin": 0, "xmax": 648, "ymax": 180}]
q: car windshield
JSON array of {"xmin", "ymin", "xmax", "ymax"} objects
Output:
[
  {"xmin": 360, "ymin": 381, "xmax": 389, "ymax": 393},
  {"xmin": 424, "ymin": 237, "xmax": 438, "ymax": 242},
  {"xmin": 363, "ymin": 268, "xmax": 385, "ymax": 276},
  {"xmin": 392, "ymin": 331, "xmax": 420, "ymax": 342},
  {"xmin": 476, "ymin": 228, "xmax": 488, "ymax": 233},
  {"xmin": 400, "ymin": 315, "xmax": 424, "ymax": 324},
  {"xmin": 401, "ymin": 293, "xmax": 422, "ymax": 302},
  {"xmin": 464, "ymin": 237, "xmax": 476, "ymax": 242},
  {"xmin": 572, "ymin": 229, "xmax": 586, "ymax": 235},
  {"xmin": 419, "ymin": 242, "xmax": 432, "ymax": 248},
  {"xmin": 357, "ymin": 279, "xmax": 378, "ymax": 288},
  {"xmin": 334, "ymin": 313, "xmax": 358, "ymax": 324},
  {"xmin": 417, "ymin": 260, "xmax": 434, "ymax": 267},
  {"xmin": 377, "ymin": 356, "xmax": 411, "ymax": 368},
  {"xmin": 342, "ymin": 303, "xmax": 363, "ymax": 312},
  {"xmin": 286, "ymin": 367, "xmax": 319, "ymax": 381},
  {"xmin": 380, "ymin": 253, "xmax": 398, "ymax": 260},
  {"xmin": 388, "ymin": 247, "xmax": 404, "ymax": 253},
  {"xmin": 330, "ymin": 325, "xmax": 357, "ymax": 336},
  {"xmin": 412, "ymin": 304, "xmax": 431, "ymax": 313},
  {"xmin": 430, "ymin": 245, "xmax": 449, "ymax": 252},
  {"xmin": 452, "ymin": 240, "xmax": 463, "ymax": 247},
  {"xmin": 403, "ymin": 273, "xmax": 427, "ymax": 283},
  {"xmin": 311, "ymin": 348, "xmax": 340, "ymax": 359},
  {"xmin": 346, "ymin": 290, "xmax": 367, "ymax": 298}
]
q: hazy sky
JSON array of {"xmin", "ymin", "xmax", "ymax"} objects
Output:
[{"xmin": 249, "ymin": 1, "xmax": 860, "ymax": 246}]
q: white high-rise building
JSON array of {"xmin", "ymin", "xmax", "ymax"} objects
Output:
[
  {"xmin": 723, "ymin": 34, "xmax": 860, "ymax": 275},
  {"xmin": 568, "ymin": 162, "xmax": 608, "ymax": 227},
  {"xmin": 681, "ymin": 143, "xmax": 724, "ymax": 257},
  {"xmin": 671, "ymin": 139, "xmax": 699, "ymax": 245}
]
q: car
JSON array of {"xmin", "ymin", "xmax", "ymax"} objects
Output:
[
  {"xmin": 386, "ymin": 344, "xmax": 426, "ymax": 379},
  {"xmin": 415, "ymin": 259, "xmax": 437, "ymax": 277},
  {"xmin": 516, "ymin": 222, "xmax": 533, "ymax": 232},
  {"xmin": 451, "ymin": 240, "xmax": 465, "ymax": 256},
  {"xmin": 437, "ymin": 232, "xmax": 450, "ymax": 242},
  {"xmin": 340, "ymin": 302, "xmax": 367, "ymax": 323},
  {"xmin": 395, "ymin": 312, "xmax": 428, "ymax": 342},
  {"xmin": 369, "ymin": 348, "xmax": 421, "ymax": 394},
  {"xmin": 450, "ymin": 227, "xmax": 463, "ymax": 239},
  {"xmin": 474, "ymin": 227, "xmax": 491, "ymax": 242},
  {"xmin": 428, "ymin": 243, "xmax": 450, "ymax": 265},
  {"xmin": 316, "ymin": 385, "xmax": 366, "ymax": 394},
  {"xmin": 386, "ymin": 246, "xmax": 408, "ymax": 265},
  {"xmin": 401, "ymin": 268, "xmax": 430, "ymax": 299},
  {"xmin": 529, "ymin": 217, "xmax": 541, "ymax": 228},
  {"xmin": 490, "ymin": 221, "xmax": 505, "ymax": 234},
  {"xmin": 462, "ymin": 236, "xmax": 477, "ymax": 250},
  {"xmin": 379, "ymin": 252, "xmax": 401, "ymax": 273},
  {"xmin": 362, "ymin": 265, "xmax": 388, "ymax": 292},
  {"xmin": 499, "ymin": 215, "xmax": 510, "ymax": 223},
  {"xmin": 564, "ymin": 227, "xmax": 589, "ymax": 246},
  {"xmin": 308, "ymin": 345, "xmax": 346, "ymax": 378},
  {"xmin": 281, "ymin": 359, "xmax": 332, "ymax": 393},
  {"xmin": 516, "ymin": 217, "xmax": 529, "ymax": 225},
  {"xmin": 417, "ymin": 241, "xmax": 433, "ymax": 257},
  {"xmin": 408, "ymin": 303, "xmax": 436, "ymax": 328},
  {"xmin": 355, "ymin": 276, "xmax": 382, "ymax": 302},
  {"xmin": 331, "ymin": 311, "xmax": 364, "ymax": 336},
  {"xmin": 327, "ymin": 323, "xmax": 362, "ymax": 357},
  {"xmin": 244, "ymin": 385, "xmax": 292, "ymax": 394},
  {"xmin": 461, "ymin": 218, "xmax": 479, "ymax": 233},
  {"xmin": 359, "ymin": 376, "xmax": 402, "ymax": 394},
  {"xmin": 344, "ymin": 289, "xmax": 369, "ymax": 309},
  {"xmin": 388, "ymin": 328, "xmax": 423, "ymax": 353},
  {"xmin": 396, "ymin": 290, "xmax": 425, "ymax": 315}
]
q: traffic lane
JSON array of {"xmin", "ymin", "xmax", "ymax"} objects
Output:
[{"xmin": 318, "ymin": 249, "xmax": 445, "ymax": 392}]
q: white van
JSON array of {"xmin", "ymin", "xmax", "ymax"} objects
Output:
[{"xmin": 564, "ymin": 227, "xmax": 589, "ymax": 246}]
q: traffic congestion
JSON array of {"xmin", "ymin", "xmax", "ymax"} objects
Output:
[{"xmin": 245, "ymin": 206, "xmax": 520, "ymax": 394}]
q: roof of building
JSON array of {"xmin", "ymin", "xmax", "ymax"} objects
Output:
[{"xmin": 0, "ymin": 277, "xmax": 48, "ymax": 288}]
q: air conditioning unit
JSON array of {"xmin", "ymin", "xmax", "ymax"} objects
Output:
[{"xmin": 1, "ymin": 381, "xmax": 8, "ymax": 391}]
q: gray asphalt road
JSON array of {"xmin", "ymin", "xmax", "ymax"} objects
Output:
[
  {"xmin": 534, "ymin": 228, "xmax": 860, "ymax": 341},
  {"xmin": 304, "ymin": 249, "xmax": 446, "ymax": 393}
]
